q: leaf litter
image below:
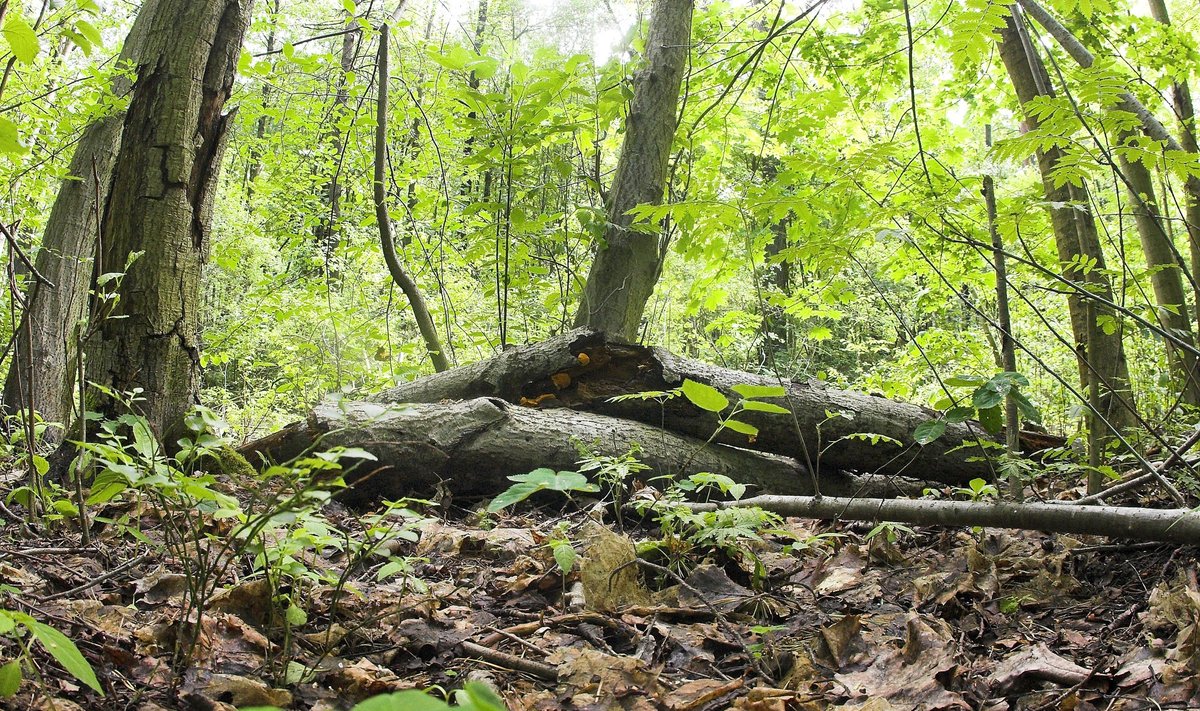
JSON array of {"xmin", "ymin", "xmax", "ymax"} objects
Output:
[{"xmin": 0, "ymin": 485, "xmax": 1197, "ymax": 711}]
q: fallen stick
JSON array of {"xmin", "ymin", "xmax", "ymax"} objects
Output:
[{"xmin": 684, "ymin": 496, "xmax": 1200, "ymax": 544}]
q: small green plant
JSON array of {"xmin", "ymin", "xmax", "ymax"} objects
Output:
[
  {"xmin": 915, "ymin": 371, "xmax": 1042, "ymax": 443},
  {"xmin": 575, "ymin": 443, "xmax": 650, "ymax": 529},
  {"xmin": 864, "ymin": 521, "xmax": 914, "ymax": 545},
  {"xmin": 952, "ymin": 477, "xmax": 1000, "ymax": 501},
  {"xmin": 487, "ymin": 468, "xmax": 599, "ymax": 513},
  {"xmin": 677, "ymin": 379, "xmax": 790, "ymax": 440},
  {"xmin": 243, "ymin": 680, "xmax": 508, "ymax": 711},
  {"xmin": 0, "ymin": 606, "xmax": 103, "ymax": 699}
]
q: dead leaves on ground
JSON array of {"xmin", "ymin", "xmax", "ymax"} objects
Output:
[{"xmin": 0, "ymin": 506, "xmax": 1197, "ymax": 710}]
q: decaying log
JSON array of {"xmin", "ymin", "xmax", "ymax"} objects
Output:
[
  {"xmin": 687, "ymin": 495, "xmax": 1200, "ymax": 545},
  {"xmin": 371, "ymin": 329, "xmax": 1033, "ymax": 485},
  {"xmin": 240, "ymin": 397, "xmax": 931, "ymax": 502}
]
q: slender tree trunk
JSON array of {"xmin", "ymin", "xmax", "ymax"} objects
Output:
[
  {"xmin": 375, "ymin": 24, "xmax": 449, "ymax": 372},
  {"xmin": 573, "ymin": 0, "xmax": 692, "ymax": 341},
  {"xmin": 84, "ymin": 0, "xmax": 253, "ymax": 441},
  {"xmin": 995, "ymin": 8, "xmax": 1137, "ymax": 439},
  {"xmin": 1115, "ymin": 139, "xmax": 1200, "ymax": 404},
  {"xmin": 1147, "ymin": 0, "xmax": 1200, "ymax": 340},
  {"xmin": 2, "ymin": 1, "xmax": 159, "ymax": 438},
  {"xmin": 246, "ymin": 0, "xmax": 280, "ymax": 200},
  {"xmin": 755, "ymin": 155, "xmax": 792, "ymax": 365},
  {"xmin": 314, "ymin": 9, "xmax": 360, "ymax": 261}
]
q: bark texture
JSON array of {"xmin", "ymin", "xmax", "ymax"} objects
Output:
[
  {"xmin": 2, "ymin": 1, "xmax": 159, "ymax": 437},
  {"xmin": 1116, "ymin": 141, "xmax": 1199, "ymax": 403},
  {"xmin": 368, "ymin": 330, "xmax": 1053, "ymax": 483},
  {"xmin": 241, "ymin": 397, "xmax": 921, "ymax": 503},
  {"xmin": 996, "ymin": 9, "xmax": 1137, "ymax": 434},
  {"xmin": 689, "ymin": 496, "xmax": 1200, "ymax": 545},
  {"xmin": 85, "ymin": 0, "xmax": 253, "ymax": 441},
  {"xmin": 573, "ymin": 0, "xmax": 692, "ymax": 341}
]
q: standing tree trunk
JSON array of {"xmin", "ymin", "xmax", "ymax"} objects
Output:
[
  {"xmin": 1147, "ymin": 0, "xmax": 1200, "ymax": 339},
  {"xmin": 1115, "ymin": 141, "xmax": 1200, "ymax": 403},
  {"xmin": 995, "ymin": 8, "xmax": 1137, "ymax": 438},
  {"xmin": 314, "ymin": 9, "xmax": 360, "ymax": 261},
  {"xmin": 2, "ymin": 1, "xmax": 159, "ymax": 439},
  {"xmin": 573, "ymin": 0, "xmax": 692, "ymax": 342},
  {"xmin": 84, "ymin": 0, "xmax": 253, "ymax": 442}
]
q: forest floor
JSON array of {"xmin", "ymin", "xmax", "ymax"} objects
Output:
[{"xmin": 0, "ymin": 472, "xmax": 1198, "ymax": 711}]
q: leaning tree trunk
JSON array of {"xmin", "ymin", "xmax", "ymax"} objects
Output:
[
  {"xmin": 85, "ymin": 0, "xmax": 253, "ymax": 442},
  {"xmin": 573, "ymin": 0, "xmax": 692, "ymax": 341},
  {"xmin": 314, "ymin": 8, "xmax": 360, "ymax": 261},
  {"xmin": 2, "ymin": 1, "xmax": 158, "ymax": 439},
  {"xmin": 996, "ymin": 8, "xmax": 1137, "ymax": 439}
]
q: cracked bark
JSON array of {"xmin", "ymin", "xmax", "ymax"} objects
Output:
[{"xmin": 83, "ymin": 0, "xmax": 253, "ymax": 442}]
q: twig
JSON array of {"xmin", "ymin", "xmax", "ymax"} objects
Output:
[
  {"xmin": 36, "ymin": 553, "xmax": 150, "ymax": 602},
  {"xmin": 458, "ymin": 640, "xmax": 558, "ymax": 681},
  {"xmin": 0, "ymin": 220, "xmax": 55, "ymax": 288}
]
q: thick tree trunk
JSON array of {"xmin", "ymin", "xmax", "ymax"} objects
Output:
[
  {"xmin": 1116, "ymin": 141, "xmax": 1200, "ymax": 403},
  {"xmin": 85, "ymin": 0, "xmax": 252, "ymax": 441},
  {"xmin": 573, "ymin": 0, "xmax": 692, "ymax": 341},
  {"xmin": 2, "ymin": 1, "xmax": 159, "ymax": 438},
  {"xmin": 241, "ymin": 397, "xmax": 926, "ymax": 503},
  {"xmin": 365, "ymin": 330, "xmax": 1052, "ymax": 484},
  {"xmin": 996, "ymin": 9, "xmax": 1137, "ymax": 438}
]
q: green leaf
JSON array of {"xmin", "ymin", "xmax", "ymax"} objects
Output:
[
  {"xmin": 943, "ymin": 406, "xmax": 975, "ymax": 424},
  {"xmin": 0, "ymin": 660, "xmax": 21, "ymax": 698},
  {"xmin": 0, "ymin": 117, "xmax": 28, "ymax": 155},
  {"xmin": 977, "ymin": 406, "xmax": 1003, "ymax": 435},
  {"xmin": 913, "ymin": 420, "xmax": 946, "ymax": 445},
  {"xmin": 285, "ymin": 604, "xmax": 307, "ymax": 626},
  {"xmin": 723, "ymin": 419, "xmax": 759, "ymax": 437},
  {"xmin": 459, "ymin": 682, "xmax": 509, "ymax": 711},
  {"xmin": 351, "ymin": 691, "xmax": 452, "ymax": 711},
  {"xmin": 551, "ymin": 542, "xmax": 576, "ymax": 574},
  {"xmin": 25, "ymin": 621, "xmax": 103, "ymax": 693},
  {"xmin": 972, "ymin": 386, "xmax": 1004, "ymax": 411},
  {"xmin": 945, "ymin": 375, "xmax": 985, "ymax": 388},
  {"xmin": 3, "ymin": 14, "xmax": 40, "ymax": 64},
  {"xmin": 731, "ymin": 384, "xmax": 787, "ymax": 399},
  {"xmin": 74, "ymin": 19, "xmax": 103, "ymax": 47},
  {"xmin": 340, "ymin": 0, "xmax": 358, "ymax": 13},
  {"xmin": 740, "ymin": 400, "xmax": 790, "ymax": 414},
  {"xmin": 681, "ymin": 379, "xmax": 729, "ymax": 412},
  {"xmin": 487, "ymin": 468, "xmax": 597, "ymax": 512}
]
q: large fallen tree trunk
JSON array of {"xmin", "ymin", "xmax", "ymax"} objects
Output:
[
  {"xmin": 240, "ymin": 397, "xmax": 928, "ymax": 502},
  {"xmin": 687, "ymin": 495, "xmax": 1200, "ymax": 545},
  {"xmin": 368, "ymin": 329, "xmax": 1045, "ymax": 485}
]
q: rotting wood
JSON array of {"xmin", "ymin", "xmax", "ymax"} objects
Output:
[
  {"xmin": 369, "ymin": 329, "xmax": 1056, "ymax": 485},
  {"xmin": 239, "ymin": 397, "xmax": 931, "ymax": 503}
]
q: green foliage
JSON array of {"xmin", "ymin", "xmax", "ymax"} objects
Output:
[
  {"xmin": 0, "ymin": 609, "xmax": 102, "ymax": 697},
  {"xmin": 487, "ymin": 468, "xmax": 600, "ymax": 513}
]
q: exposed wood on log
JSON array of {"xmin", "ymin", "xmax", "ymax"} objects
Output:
[
  {"xmin": 240, "ymin": 397, "xmax": 932, "ymax": 502},
  {"xmin": 686, "ymin": 495, "xmax": 1200, "ymax": 545},
  {"xmin": 371, "ymin": 329, "xmax": 1053, "ymax": 485}
]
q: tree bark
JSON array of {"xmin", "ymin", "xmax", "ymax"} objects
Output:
[
  {"xmin": 84, "ymin": 0, "xmax": 253, "ymax": 441},
  {"xmin": 687, "ymin": 495, "xmax": 1200, "ymax": 545},
  {"xmin": 573, "ymin": 0, "xmax": 692, "ymax": 341},
  {"xmin": 995, "ymin": 8, "xmax": 1137, "ymax": 439},
  {"xmin": 1146, "ymin": 0, "xmax": 1200, "ymax": 341},
  {"xmin": 375, "ymin": 24, "xmax": 449, "ymax": 372},
  {"xmin": 365, "ymin": 330, "xmax": 1056, "ymax": 485},
  {"xmin": 2, "ymin": 1, "xmax": 159, "ymax": 439},
  {"xmin": 1115, "ymin": 140, "xmax": 1200, "ymax": 403},
  {"xmin": 240, "ymin": 397, "xmax": 928, "ymax": 503},
  {"xmin": 314, "ymin": 8, "xmax": 360, "ymax": 260}
]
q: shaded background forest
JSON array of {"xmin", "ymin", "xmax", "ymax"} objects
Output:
[{"xmin": 3, "ymin": 0, "xmax": 1199, "ymax": 461}]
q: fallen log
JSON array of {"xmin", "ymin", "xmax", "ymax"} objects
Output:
[
  {"xmin": 239, "ymin": 397, "xmax": 930, "ymax": 502},
  {"xmin": 686, "ymin": 495, "xmax": 1200, "ymax": 545},
  {"xmin": 370, "ymin": 329, "xmax": 1032, "ymax": 486}
]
